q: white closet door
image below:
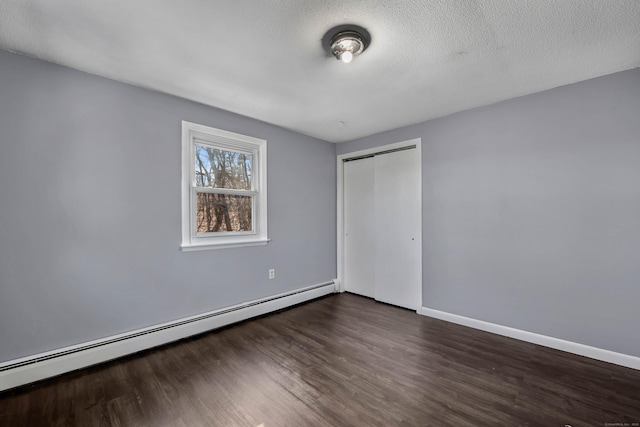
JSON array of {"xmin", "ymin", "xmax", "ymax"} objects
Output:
[
  {"xmin": 374, "ymin": 149, "xmax": 421, "ymax": 310},
  {"xmin": 343, "ymin": 157, "xmax": 375, "ymax": 298}
]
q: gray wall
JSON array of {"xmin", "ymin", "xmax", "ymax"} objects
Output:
[
  {"xmin": 338, "ymin": 68, "xmax": 640, "ymax": 358},
  {"xmin": 0, "ymin": 50, "xmax": 336, "ymax": 363}
]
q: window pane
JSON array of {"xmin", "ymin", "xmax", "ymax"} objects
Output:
[
  {"xmin": 195, "ymin": 145, "xmax": 252, "ymax": 190},
  {"xmin": 196, "ymin": 193, "xmax": 253, "ymax": 233}
]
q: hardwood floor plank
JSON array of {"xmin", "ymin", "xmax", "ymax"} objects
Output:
[{"xmin": 1, "ymin": 293, "xmax": 639, "ymax": 426}]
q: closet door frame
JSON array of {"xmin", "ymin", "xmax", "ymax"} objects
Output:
[{"xmin": 336, "ymin": 138, "xmax": 422, "ymax": 311}]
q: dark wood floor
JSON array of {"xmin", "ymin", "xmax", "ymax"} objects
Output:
[{"xmin": 1, "ymin": 293, "xmax": 639, "ymax": 426}]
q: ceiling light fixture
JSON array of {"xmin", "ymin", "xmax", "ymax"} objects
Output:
[{"xmin": 330, "ymin": 30, "xmax": 368, "ymax": 63}]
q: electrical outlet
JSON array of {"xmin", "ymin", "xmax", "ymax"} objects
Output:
[{"xmin": 268, "ymin": 268, "xmax": 275, "ymax": 279}]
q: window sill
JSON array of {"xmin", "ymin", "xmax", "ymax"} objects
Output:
[{"xmin": 180, "ymin": 238, "xmax": 270, "ymax": 252}]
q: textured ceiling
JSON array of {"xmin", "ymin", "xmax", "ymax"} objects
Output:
[{"xmin": 0, "ymin": 1, "xmax": 639, "ymax": 143}]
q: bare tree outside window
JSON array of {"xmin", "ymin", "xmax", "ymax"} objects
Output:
[{"xmin": 194, "ymin": 146, "xmax": 253, "ymax": 233}]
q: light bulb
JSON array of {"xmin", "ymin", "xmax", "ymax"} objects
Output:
[{"xmin": 340, "ymin": 51, "xmax": 353, "ymax": 63}]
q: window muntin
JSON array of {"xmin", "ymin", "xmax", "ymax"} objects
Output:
[{"xmin": 181, "ymin": 121, "xmax": 268, "ymax": 250}]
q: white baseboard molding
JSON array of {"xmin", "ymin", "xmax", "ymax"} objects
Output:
[
  {"xmin": 0, "ymin": 281, "xmax": 336, "ymax": 392},
  {"xmin": 419, "ymin": 307, "xmax": 640, "ymax": 371}
]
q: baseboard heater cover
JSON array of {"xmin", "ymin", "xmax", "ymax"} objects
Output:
[{"xmin": 0, "ymin": 281, "xmax": 336, "ymax": 392}]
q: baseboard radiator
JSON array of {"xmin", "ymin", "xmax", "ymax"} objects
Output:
[{"xmin": 0, "ymin": 281, "xmax": 337, "ymax": 392}]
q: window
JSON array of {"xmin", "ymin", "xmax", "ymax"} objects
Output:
[{"xmin": 181, "ymin": 121, "xmax": 268, "ymax": 250}]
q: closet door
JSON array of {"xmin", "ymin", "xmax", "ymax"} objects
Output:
[
  {"xmin": 374, "ymin": 149, "xmax": 421, "ymax": 309},
  {"xmin": 343, "ymin": 157, "xmax": 375, "ymax": 298}
]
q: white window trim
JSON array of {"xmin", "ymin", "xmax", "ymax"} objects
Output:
[{"xmin": 181, "ymin": 121, "xmax": 268, "ymax": 251}]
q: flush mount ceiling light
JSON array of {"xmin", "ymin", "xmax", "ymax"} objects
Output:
[
  {"xmin": 324, "ymin": 25, "xmax": 371, "ymax": 64},
  {"xmin": 330, "ymin": 31, "xmax": 366, "ymax": 63}
]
